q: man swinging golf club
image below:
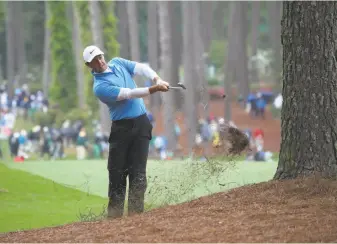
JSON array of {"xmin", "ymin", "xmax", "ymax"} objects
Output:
[{"xmin": 83, "ymin": 45, "xmax": 169, "ymax": 218}]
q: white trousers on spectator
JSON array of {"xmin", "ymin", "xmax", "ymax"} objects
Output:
[{"xmin": 76, "ymin": 146, "xmax": 86, "ymax": 160}]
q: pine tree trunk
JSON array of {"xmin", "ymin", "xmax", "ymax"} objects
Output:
[
  {"xmin": 42, "ymin": 1, "xmax": 51, "ymax": 96},
  {"xmin": 235, "ymin": 1, "xmax": 250, "ymax": 99},
  {"xmin": 250, "ymin": 1, "xmax": 260, "ymax": 84},
  {"xmin": 147, "ymin": 1, "xmax": 160, "ymax": 113},
  {"xmin": 116, "ymin": 1, "xmax": 130, "ymax": 59},
  {"xmin": 72, "ymin": 2, "xmax": 85, "ymax": 109},
  {"xmin": 89, "ymin": 0, "xmax": 111, "ymax": 134},
  {"xmin": 126, "ymin": 1, "xmax": 140, "ymax": 61},
  {"xmin": 169, "ymin": 1, "xmax": 182, "ymax": 111},
  {"xmin": 158, "ymin": 1, "xmax": 177, "ymax": 152},
  {"xmin": 192, "ymin": 2, "xmax": 209, "ymax": 119},
  {"xmin": 224, "ymin": 2, "xmax": 237, "ymax": 122},
  {"xmin": 182, "ymin": 1, "xmax": 198, "ymax": 153},
  {"xmin": 6, "ymin": 1, "xmax": 15, "ymax": 96},
  {"xmin": 274, "ymin": 1, "xmax": 337, "ymax": 179},
  {"xmin": 267, "ymin": 1, "xmax": 282, "ymax": 83},
  {"xmin": 15, "ymin": 1, "xmax": 27, "ymax": 86}
]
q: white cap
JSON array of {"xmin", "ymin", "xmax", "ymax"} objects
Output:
[{"xmin": 83, "ymin": 45, "xmax": 104, "ymax": 63}]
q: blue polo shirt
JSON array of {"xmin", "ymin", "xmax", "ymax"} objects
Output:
[{"xmin": 92, "ymin": 57, "xmax": 147, "ymax": 121}]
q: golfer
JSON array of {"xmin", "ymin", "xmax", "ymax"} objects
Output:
[{"xmin": 83, "ymin": 45, "xmax": 169, "ymax": 218}]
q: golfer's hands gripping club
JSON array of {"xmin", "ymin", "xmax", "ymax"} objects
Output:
[
  {"xmin": 149, "ymin": 83, "xmax": 169, "ymax": 94},
  {"xmin": 149, "ymin": 77, "xmax": 170, "ymax": 94}
]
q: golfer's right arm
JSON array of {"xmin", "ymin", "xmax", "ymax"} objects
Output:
[{"xmin": 94, "ymin": 84, "xmax": 165, "ymax": 103}]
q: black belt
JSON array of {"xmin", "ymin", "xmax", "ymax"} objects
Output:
[{"xmin": 112, "ymin": 113, "xmax": 147, "ymax": 127}]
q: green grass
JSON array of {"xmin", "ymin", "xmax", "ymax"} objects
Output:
[
  {"xmin": 1, "ymin": 157, "xmax": 278, "ymax": 233},
  {"xmin": 0, "ymin": 163, "xmax": 107, "ymax": 233}
]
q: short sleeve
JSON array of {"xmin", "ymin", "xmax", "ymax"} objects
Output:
[
  {"xmin": 94, "ymin": 83, "xmax": 121, "ymax": 104},
  {"xmin": 111, "ymin": 57, "xmax": 137, "ymax": 76}
]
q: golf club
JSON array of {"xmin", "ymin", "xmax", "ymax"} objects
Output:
[{"xmin": 169, "ymin": 82, "xmax": 186, "ymax": 90}]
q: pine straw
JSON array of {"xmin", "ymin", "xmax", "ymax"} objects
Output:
[{"xmin": 2, "ymin": 176, "xmax": 337, "ymax": 243}]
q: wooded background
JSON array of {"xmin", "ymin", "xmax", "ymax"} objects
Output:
[{"xmin": 0, "ymin": 1, "xmax": 282, "ymax": 152}]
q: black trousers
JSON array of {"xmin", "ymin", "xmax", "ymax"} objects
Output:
[{"xmin": 107, "ymin": 113, "xmax": 152, "ymax": 218}]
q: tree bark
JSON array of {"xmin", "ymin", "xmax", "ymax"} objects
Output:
[
  {"xmin": 147, "ymin": 1, "xmax": 161, "ymax": 113},
  {"xmin": 182, "ymin": 1, "xmax": 198, "ymax": 154},
  {"xmin": 89, "ymin": 0, "xmax": 111, "ymax": 134},
  {"xmin": 200, "ymin": 1, "xmax": 213, "ymax": 53},
  {"xmin": 42, "ymin": 1, "xmax": 51, "ymax": 96},
  {"xmin": 224, "ymin": 2, "xmax": 237, "ymax": 122},
  {"xmin": 192, "ymin": 2, "xmax": 209, "ymax": 119},
  {"xmin": 72, "ymin": 2, "xmax": 85, "ymax": 109},
  {"xmin": 274, "ymin": 1, "xmax": 337, "ymax": 179},
  {"xmin": 116, "ymin": 1, "xmax": 130, "ymax": 59},
  {"xmin": 169, "ymin": 1, "xmax": 182, "ymax": 111},
  {"xmin": 15, "ymin": 1, "xmax": 27, "ymax": 86},
  {"xmin": 6, "ymin": 1, "xmax": 15, "ymax": 96},
  {"xmin": 235, "ymin": 1, "xmax": 250, "ymax": 99},
  {"xmin": 126, "ymin": 1, "xmax": 140, "ymax": 61},
  {"xmin": 267, "ymin": 1, "xmax": 282, "ymax": 83},
  {"xmin": 158, "ymin": 1, "xmax": 177, "ymax": 152},
  {"xmin": 250, "ymin": 1, "xmax": 260, "ymax": 84}
]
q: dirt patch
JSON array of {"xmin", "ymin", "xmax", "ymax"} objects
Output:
[{"xmin": 2, "ymin": 176, "xmax": 337, "ymax": 243}]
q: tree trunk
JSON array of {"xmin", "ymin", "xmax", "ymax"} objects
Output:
[
  {"xmin": 89, "ymin": 0, "xmax": 111, "ymax": 134},
  {"xmin": 274, "ymin": 1, "xmax": 337, "ymax": 179},
  {"xmin": 182, "ymin": 1, "xmax": 198, "ymax": 154},
  {"xmin": 235, "ymin": 1, "xmax": 250, "ymax": 99},
  {"xmin": 116, "ymin": 1, "xmax": 129, "ymax": 59},
  {"xmin": 192, "ymin": 2, "xmax": 209, "ymax": 119},
  {"xmin": 15, "ymin": 1, "xmax": 27, "ymax": 86},
  {"xmin": 126, "ymin": 1, "xmax": 140, "ymax": 61},
  {"xmin": 72, "ymin": 1, "xmax": 85, "ymax": 109},
  {"xmin": 224, "ymin": 2, "xmax": 237, "ymax": 122},
  {"xmin": 42, "ymin": 1, "xmax": 51, "ymax": 96},
  {"xmin": 169, "ymin": 1, "xmax": 182, "ymax": 111},
  {"xmin": 267, "ymin": 1, "xmax": 282, "ymax": 83},
  {"xmin": 158, "ymin": 1, "xmax": 177, "ymax": 152},
  {"xmin": 250, "ymin": 1, "xmax": 260, "ymax": 84},
  {"xmin": 5, "ymin": 1, "xmax": 15, "ymax": 96},
  {"xmin": 200, "ymin": 1, "xmax": 213, "ymax": 53},
  {"xmin": 147, "ymin": 1, "xmax": 160, "ymax": 113}
]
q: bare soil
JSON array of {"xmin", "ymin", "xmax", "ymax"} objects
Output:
[{"xmin": 2, "ymin": 176, "xmax": 337, "ymax": 243}]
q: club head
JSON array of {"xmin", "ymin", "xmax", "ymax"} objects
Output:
[
  {"xmin": 169, "ymin": 82, "xmax": 187, "ymax": 90},
  {"xmin": 177, "ymin": 83, "xmax": 186, "ymax": 90}
]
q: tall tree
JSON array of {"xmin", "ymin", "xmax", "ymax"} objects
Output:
[
  {"xmin": 76, "ymin": 1, "xmax": 97, "ymax": 114},
  {"xmin": 158, "ymin": 1, "xmax": 177, "ymax": 152},
  {"xmin": 100, "ymin": 1, "xmax": 119, "ymax": 59},
  {"xmin": 42, "ymin": 1, "xmax": 51, "ymax": 96},
  {"xmin": 224, "ymin": 2, "xmax": 237, "ymax": 121},
  {"xmin": 182, "ymin": 1, "xmax": 198, "ymax": 154},
  {"xmin": 71, "ymin": 2, "xmax": 85, "ymax": 109},
  {"xmin": 147, "ymin": 1, "xmax": 161, "ymax": 113},
  {"xmin": 267, "ymin": 1, "xmax": 282, "ymax": 83},
  {"xmin": 48, "ymin": 1, "xmax": 77, "ymax": 111},
  {"xmin": 274, "ymin": 2, "xmax": 337, "ymax": 179},
  {"xmin": 5, "ymin": 1, "xmax": 15, "ymax": 96},
  {"xmin": 200, "ymin": 1, "xmax": 213, "ymax": 53},
  {"xmin": 116, "ymin": 1, "xmax": 129, "ymax": 59},
  {"xmin": 169, "ymin": 1, "xmax": 183, "ymax": 110},
  {"xmin": 127, "ymin": 1, "xmax": 140, "ymax": 61},
  {"xmin": 89, "ymin": 0, "xmax": 111, "ymax": 133},
  {"xmin": 14, "ymin": 1, "xmax": 27, "ymax": 86},
  {"xmin": 192, "ymin": 2, "xmax": 210, "ymax": 119},
  {"xmin": 235, "ymin": 1, "xmax": 250, "ymax": 99},
  {"xmin": 250, "ymin": 1, "xmax": 260, "ymax": 84}
]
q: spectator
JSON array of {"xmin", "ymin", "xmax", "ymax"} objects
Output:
[
  {"xmin": 256, "ymin": 93, "xmax": 266, "ymax": 119},
  {"xmin": 76, "ymin": 128, "xmax": 88, "ymax": 160}
]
